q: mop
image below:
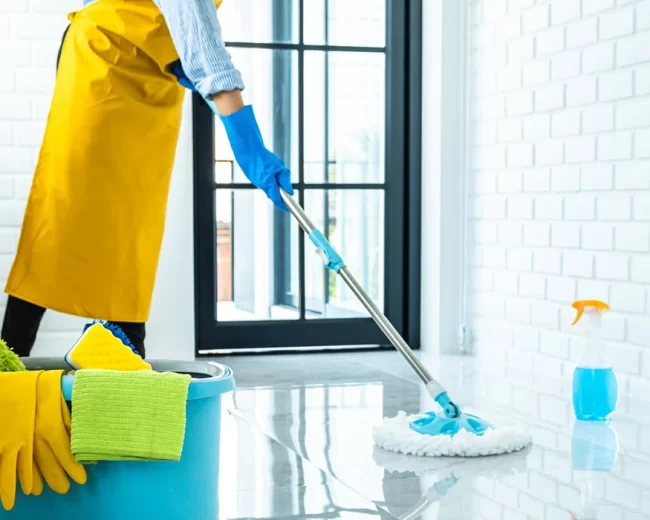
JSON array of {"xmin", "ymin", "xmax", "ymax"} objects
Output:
[
  {"xmin": 372, "ymin": 411, "xmax": 531, "ymax": 457},
  {"xmin": 280, "ymin": 190, "xmax": 532, "ymax": 457}
]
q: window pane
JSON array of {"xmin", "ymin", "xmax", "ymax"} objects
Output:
[
  {"xmin": 304, "ymin": 0, "xmax": 386, "ymax": 47},
  {"xmin": 216, "ymin": 189, "xmax": 300, "ymax": 321},
  {"xmin": 219, "ymin": 0, "xmax": 299, "ymax": 43},
  {"xmin": 304, "ymin": 51, "xmax": 385, "ymax": 184},
  {"xmin": 216, "ymin": 49, "xmax": 299, "ymax": 184},
  {"xmin": 304, "ymin": 189, "xmax": 384, "ymax": 319},
  {"xmin": 303, "ymin": 52, "xmax": 326, "ymax": 183}
]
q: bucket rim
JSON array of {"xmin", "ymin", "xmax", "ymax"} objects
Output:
[{"xmin": 22, "ymin": 358, "xmax": 235, "ymax": 401}]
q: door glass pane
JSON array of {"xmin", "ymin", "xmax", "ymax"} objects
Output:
[
  {"xmin": 216, "ymin": 189, "xmax": 300, "ymax": 321},
  {"xmin": 304, "ymin": 189, "xmax": 384, "ymax": 319},
  {"xmin": 304, "ymin": 0, "xmax": 386, "ymax": 47},
  {"xmin": 219, "ymin": 0, "xmax": 299, "ymax": 43},
  {"xmin": 304, "ymin": 51, "xmax": 385, "ymax": 184},
  {"xmin": 215, "ymin": 49, "xmax": 299, "ymax": 184}
]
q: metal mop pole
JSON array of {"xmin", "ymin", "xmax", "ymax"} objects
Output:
[{"xmin": 280, "ymin": 190, "xmax": 455, "ymax": 411}]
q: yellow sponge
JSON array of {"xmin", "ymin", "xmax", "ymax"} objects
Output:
[{"xmin": 65, "ymin": 323, "xmax": 152, "ymax": 371}]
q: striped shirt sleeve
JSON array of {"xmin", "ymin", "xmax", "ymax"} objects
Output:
[{"xmin": 153, "ymin": 0, "xmax": 245, "ymax": 96}]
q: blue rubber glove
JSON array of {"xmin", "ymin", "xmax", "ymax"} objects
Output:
[
  {"xmin": 220, "ymin": 105, "xmax": 294, "ymax": 211},
  {"xmin": 170, "ymin": 60, "xmax": 197, "ymax": 92},
  {"xmin": 169, "ymin": 62, "xmax": 292, "ymax": 209}
]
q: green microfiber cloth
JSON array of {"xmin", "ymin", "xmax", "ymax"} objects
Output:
[
  {"xmin": 70, "ymin": 369, "xmax": 191, "ymax": 463},
  {"xmin": 0, "ymin": 339, "xmax": 26, "ymax": 372}
]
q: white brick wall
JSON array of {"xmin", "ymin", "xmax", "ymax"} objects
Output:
[
  {"xmin": 467, "ymin": 0, "xmax": 650, "ymax": 394},
  {"xmin": 0, "ymin": 1, "xmax": 86, "ymax": 355}
]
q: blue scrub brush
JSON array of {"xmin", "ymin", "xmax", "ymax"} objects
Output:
[
  {"xmin": 278, "ymin": 189, "xmax": 492, "ymax": 438},
  {"xmin": 64, "ymin": 320, "xmax": 151, "ymax": 371},
  {"xmin": 82, "ymin": 320, "xmax": 141, "ymax": 356}
]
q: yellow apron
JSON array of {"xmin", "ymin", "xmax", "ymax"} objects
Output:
[{"xmin": 6, "ymin": 0, "xmax": 219, "ymax": 322}]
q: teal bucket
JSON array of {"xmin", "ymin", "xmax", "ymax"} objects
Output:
[{"xmin": 4, "ymin": 359, "xmax": 234, "ymax": 520}]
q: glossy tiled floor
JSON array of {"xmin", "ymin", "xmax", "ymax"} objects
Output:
[{"xmin": 212, "ymin": 351, "xmax": 650, "ymax": 520}]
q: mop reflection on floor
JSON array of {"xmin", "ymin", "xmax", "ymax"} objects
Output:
[{"xmin": 372, "ymin": 445, "xmax": 531, "ymax": 519}]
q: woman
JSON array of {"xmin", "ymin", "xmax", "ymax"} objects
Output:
[{"xmin": 1, "ymin": 0, "xmax": 293, "ymax": 357}]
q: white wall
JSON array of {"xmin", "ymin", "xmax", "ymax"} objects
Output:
[
  {"xmin": 0, "ymin": 1, "xmax": 195, "ymax": 360},
  {"xmin": 147, "ymin": 95, "xmax": 196, "ymax": 362},
  {"xmin": 420, "ymin": 0, "xmax": 467, "ymax": 355},
  {"xmin": 466, "ymin": 0, "xmax": 650, "ymax": 394}
]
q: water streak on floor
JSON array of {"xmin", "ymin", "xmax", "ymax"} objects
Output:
[{"xmin": 211, "ymin": 351, "xmax": 650, "ymax": 519}]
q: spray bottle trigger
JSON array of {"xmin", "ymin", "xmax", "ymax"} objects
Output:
[{"xmin": 571, "ymin": 300, "xmax": 610, "ymax": 326}]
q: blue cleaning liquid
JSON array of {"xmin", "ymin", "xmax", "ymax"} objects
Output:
[{"xmin": 573, "ymin": 367, "xmax": 618, "ymax": 421}]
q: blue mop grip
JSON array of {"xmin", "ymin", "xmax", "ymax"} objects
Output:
[{"xmin": 308, "ymin": 230, "xmax": 346, "ymax": 273}]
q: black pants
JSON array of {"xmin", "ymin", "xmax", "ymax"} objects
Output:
[
  {"xmin": 1, "ymin": 26, "xmax": 146, "ymax": 359},
  {"xmin": 1, "ymin": 296, "xmax": 146, "ymax": 358},
  {"xmin": 56, "ymin": 24, "xmax": 70, "ymax": 70}
]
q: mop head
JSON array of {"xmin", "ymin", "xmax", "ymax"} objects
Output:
[
  {"xmin": 372, "ymin": 443, "xmax": 530, "ymax": 476},
  {"xmin": 373, "ymin": 410, "xmax": 531, "ymax": 457}
]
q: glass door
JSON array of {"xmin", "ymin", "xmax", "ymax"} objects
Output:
[{"xmin": 193, "ymin": 0, "xmax": 420, "ymax": 352}]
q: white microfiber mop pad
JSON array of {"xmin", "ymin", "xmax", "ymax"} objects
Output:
[
  {"xmin": 372, "ymin": 444, "xmax": 530, "ymax": 476},
  {"xmin": 373, "ymin": 410, "xmax": 532, "ymax": 457}
]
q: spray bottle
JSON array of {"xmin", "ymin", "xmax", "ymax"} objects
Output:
[{"xmin": 571, "ymin": 300, "xmax": 618, "ymax": 421}]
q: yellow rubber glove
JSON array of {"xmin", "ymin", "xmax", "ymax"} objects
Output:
[
  {"xmin": 29, "ymin": 462, "xmax": 43, "ymax": 497},
  {"xmin": 0, "ymin": 371, "xmax": 40, "ymax": 510},
  {"xmin": 33, "ymin": 370, "xmax": 87, "ymax": 494}
]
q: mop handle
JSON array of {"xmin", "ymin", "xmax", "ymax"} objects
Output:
[{"xmin": 280, "ymin": 189, "xmax": 446, "ymax": 396}]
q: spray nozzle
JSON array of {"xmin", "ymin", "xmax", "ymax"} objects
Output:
[{"xmin": 572, "ymin": 300, "xmax": 609, "ymax": 326}]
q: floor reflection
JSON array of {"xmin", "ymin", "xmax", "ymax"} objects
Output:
[
  {"xmin": 220, "ymin": 413, "xmax": 394, "ymax": 519},
  {"xmin": 212, "ymin": 352, "xmax": 650, "ymax": 520}
]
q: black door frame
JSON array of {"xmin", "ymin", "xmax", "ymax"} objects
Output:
[{"xmin": 193, "ymin": 0, "xmax": 422, "ymax": 354}]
